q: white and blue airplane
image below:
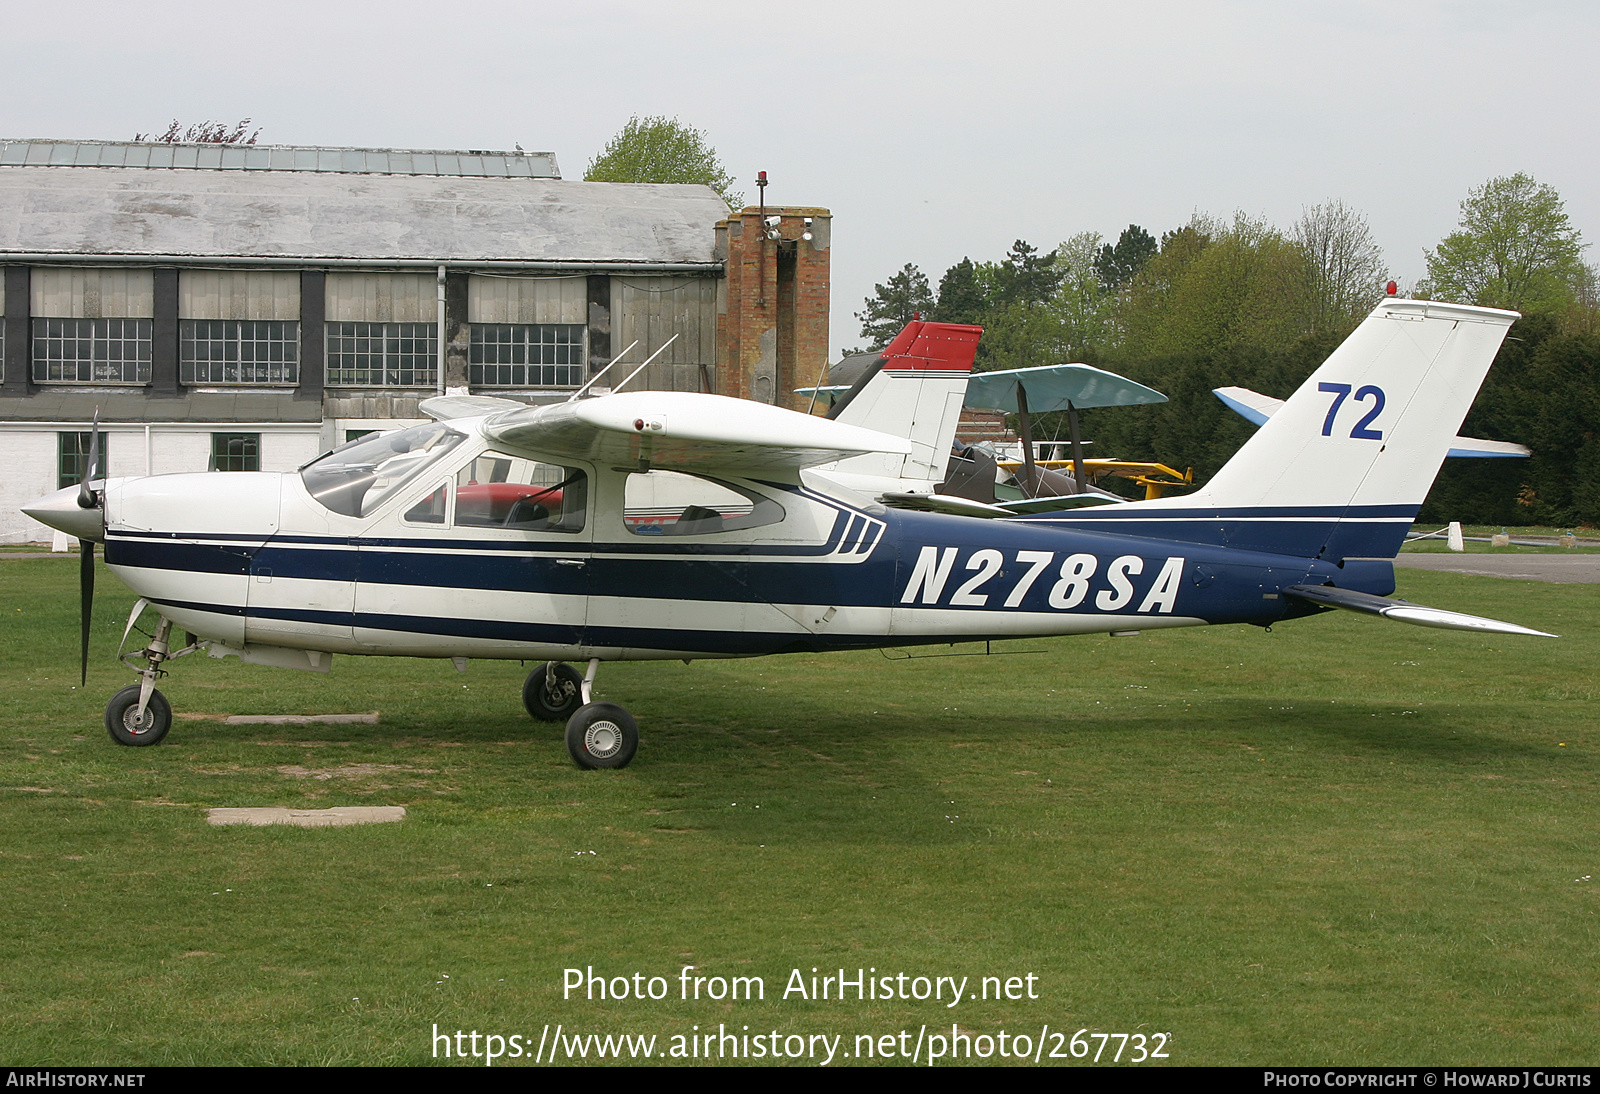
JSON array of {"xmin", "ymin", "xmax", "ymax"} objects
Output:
[{"xmin": 23, "ymin": 298, "xmax": 1554, "ymax": 769}]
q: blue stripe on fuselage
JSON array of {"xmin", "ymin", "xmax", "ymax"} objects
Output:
[
  {"xmin": 1010, "ymin": 503, "xmax": 1418, "ymax": 560},
  {"xmin": 108, "ymin": 506, "xmax": 1398, "ymax": 642}
]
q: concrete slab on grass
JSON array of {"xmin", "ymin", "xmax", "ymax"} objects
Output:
[
  {"xmin": 223, "ymin": 713, "xmax": 380, "ymax": 725},
  {"xmin": 207, "ymin": 806, "xmax": 406, "ymax": 827},
  {"xmin": 1394, "ymin": 554, "xmax": 1600, "ymax": 583}
]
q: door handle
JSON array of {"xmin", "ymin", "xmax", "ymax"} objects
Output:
[{"xmin": 554, "ymin": 558, "xmax": 586, "ymax": 568}]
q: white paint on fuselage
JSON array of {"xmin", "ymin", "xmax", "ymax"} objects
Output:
[{"xmin": 97, "ymin": 413, "xmax": 1213, "ymax": 667}]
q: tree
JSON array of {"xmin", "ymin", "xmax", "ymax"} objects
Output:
[
  {"xmin": 133, "ymin": 119, "xmax": 260, "ymax": 143},
  {"xmin": 1422, "ymin": 173, "xmax": 1587, "ymax": 314},
  {"xmin": 993, "ymin": 240, "xmax": 1061, "ymax": 308},
  {"xmin": 584, "ymin": 115, "xmax": 741, "ymax": 208},
  {"xmin": 1293, "ymin": 200, "xmax": 1386, "ymax": 335},
  {"xmin": 1093, "ymin": 225, "xmax": 1157, "ymax": 293},
  {"xmin": 1117, "ymin": 213, "xmax": 1317, "ymax": 358},
  {"xmin": 931, "ymin": 257, "xmax": 991, "ymax": 326},
  {"xmin": 855, "ymin": 263, "xmax": 935, "ymax": 349},
  {"xmin": 1048, "ymin": 231, "xmax": 1113, "ymax": 357}
]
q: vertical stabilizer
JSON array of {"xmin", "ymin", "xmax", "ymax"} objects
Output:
[
  {"xmin": 1199, "ymin": 299, "xmax": 1516, "ymax": 515},
  {"xmin": 1042, "ymin": 300, "xmax": 1518, "ymax": 561}
]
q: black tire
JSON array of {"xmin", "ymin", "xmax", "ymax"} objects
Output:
[
  {"xmin": 565, "ymin": 702, "xmax": 638, "ymax": 769},
  {"xmin": 523, "ymin": 662, "xmax": 584, "ymax": 722},
  {"xmin": 105, "ymin": 684, "xmax": 172, "ymax": 747}
]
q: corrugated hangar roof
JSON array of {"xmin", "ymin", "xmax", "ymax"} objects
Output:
[
  {"xmin": 0, "ymin": 140, "xmax": 562, "ymax": 179},
  {"xmin": 0, "ymin": 143, "xmax": 729, "ymax": 268}
]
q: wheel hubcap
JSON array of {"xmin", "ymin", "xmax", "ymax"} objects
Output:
[
  {"xmin": 122, "ymin": 707, "xmax": 154, "ymax": 734},
  {"xmin": 584, "ymin": 721, "xmax": 621, "ymax": 759}
]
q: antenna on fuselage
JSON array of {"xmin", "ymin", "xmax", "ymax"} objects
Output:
[
  {"xmin": 566, "ymin": 339, "xmax": 641, "ymax": 402},
  {"xmin": 612, "ymin": 334, "xmax": 680, "ymax": 395}
]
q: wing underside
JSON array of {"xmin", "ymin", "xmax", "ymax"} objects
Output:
[{"xmin": 480, "ymin": 390, "xmax": 914, "ymax": 471}]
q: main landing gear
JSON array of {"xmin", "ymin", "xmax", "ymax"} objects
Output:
[{"xmin": 524, "ymin": 659, "xmax": 639, "ymax": 769}]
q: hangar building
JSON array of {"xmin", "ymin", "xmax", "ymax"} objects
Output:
[{"xmin": 0, "ymin": 139, "xmax": 830, "ymax": 541}]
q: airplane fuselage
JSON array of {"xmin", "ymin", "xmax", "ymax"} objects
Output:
[{"xmin": 96, "ymin": 443, "xmax": 1386, "ymax": 668}]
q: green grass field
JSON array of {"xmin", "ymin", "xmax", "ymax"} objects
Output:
[{"xmin": 1, "ymin": 558, "xmax": 1595, "ymax": 1066}]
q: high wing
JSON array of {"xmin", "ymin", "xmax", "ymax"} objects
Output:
[
  {"xmin": 1213, "ymin": 385, "xmax": 1531, "ymax": 458},
  {"xmin": 458, "ymin": 390, "xmax": 913, "ymax": 471}
]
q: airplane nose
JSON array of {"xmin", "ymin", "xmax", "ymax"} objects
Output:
[{"xmin": 22, "ymin": 486, "xmax": 106, "ymax": 543}]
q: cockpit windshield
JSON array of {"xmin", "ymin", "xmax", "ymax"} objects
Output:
[{"xmin": 299, "ymin": 423, "xmax": 466, "ymax": 517}]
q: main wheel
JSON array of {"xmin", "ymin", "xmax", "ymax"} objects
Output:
[
  {"xmin": 565, "ymin": 702, "xmax": 638, "ymax": 769},
  {"xmin": 523, "ymin": 662, "xmax": 584, "ymax": 722},
  {"xmin": 105, "ymin": 685, "xmax": 172, "ymax": 747}
]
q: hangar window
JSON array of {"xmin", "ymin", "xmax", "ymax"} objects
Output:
[
  {"xmin": 32, "ymin": 318, "xmax": 152, "ymax": 384},
  {"xmin": 326, "ymin": 322, "xmax": 438, "ymax": 387},
  {"xmin": 623, "ymin": 471, "xmax": 784, "ymax": 537},
  {"xmin": 211, "ymin": 433, "xmax": 260, "ymax": 472},
  {"xmin": 180, "ymin": 320, "xmax": 299, "ymax": 385},
  {"xmin": 468, "ymin": 324, "xmax": 585, "ymax": 388},
  {"xmin": 58, "ymin": 432, "xmax": 108, "ymax": 489}
]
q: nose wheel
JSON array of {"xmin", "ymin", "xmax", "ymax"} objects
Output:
[{"xmin": 105, "ymin": 684, "xmax": 172, "ymax": 746}]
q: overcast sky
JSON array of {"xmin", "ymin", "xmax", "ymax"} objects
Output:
[{"xmin": 4, "ymin": 1, "xmax": 1596, "ymax": 356}]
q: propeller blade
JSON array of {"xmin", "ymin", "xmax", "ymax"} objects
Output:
[
  {"xmin": 78, "ymin": 409, "xmax": 102, "ymax": 511},
  {"xmin": 80, "ymin": 537, "xmax": 95, "ymax": 687}
]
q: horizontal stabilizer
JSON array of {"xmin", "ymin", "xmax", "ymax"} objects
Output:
[
  {"xmin": 1445, "ymin": 438, "xmax": 1532, "ymax": 459},
  {"xmin": 880, "ymin": 492, "xmax": 1012, "ymax": 518},
  {"xmin": 484, "ymin": 390, "xmax": 913, "ymax": 471},
  {"xmin": 1213, "ymin": 386, "xmax": 1530, "ymax": 458},
  {"xmin": 995, "ymin": 493, "xmax": 1124, "ymax": 514},
  {"xmin": 1284, "ymin": 584, "xmax": 1555, "ymax": 637}
]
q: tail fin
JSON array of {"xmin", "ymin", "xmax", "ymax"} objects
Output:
[
  {"xmin": 1201, "ymin": 298, "xmax": 1516, "ymax": 511},
  {"xmin": 822, "ymin": 321, "xmax": 982, "ymax": 484},
  {"xmin": 1051, "ymin": 300, "xmax": 1518, "ymax": 561}
]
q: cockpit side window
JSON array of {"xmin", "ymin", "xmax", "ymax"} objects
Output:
[
  {"xmin": 455, "ymin": 452, "xmax": 587, "ymax": 533},
  {"xmin": 300, "ymin": 423, "xmax": 465, "ymax": 517},
  {"xmin": 403, "ymin": 482, "xmax": 449, "ymax": 524}
]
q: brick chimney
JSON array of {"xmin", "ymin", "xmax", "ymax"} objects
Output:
[{"xmin": 715, "ymin": 207, "xmax": 830, "ymax": 408}]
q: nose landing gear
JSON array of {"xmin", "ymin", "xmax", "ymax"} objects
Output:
[{"xmin": 105, "ymin": 601, "xmax": 203, "ymax": 747}]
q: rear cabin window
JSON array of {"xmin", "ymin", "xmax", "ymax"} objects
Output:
[
  {"xmin": 623, "ymin": 471, "xmax": 784, "ymax": 536},
  {"xmin": 451, "ymin": 452, "xmax": 587, "ymax": 533}
]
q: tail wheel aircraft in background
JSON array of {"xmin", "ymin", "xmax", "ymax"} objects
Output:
[{"xmin": 24, "ymin": 301, "xmax": 1554, "ymax": 769}]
